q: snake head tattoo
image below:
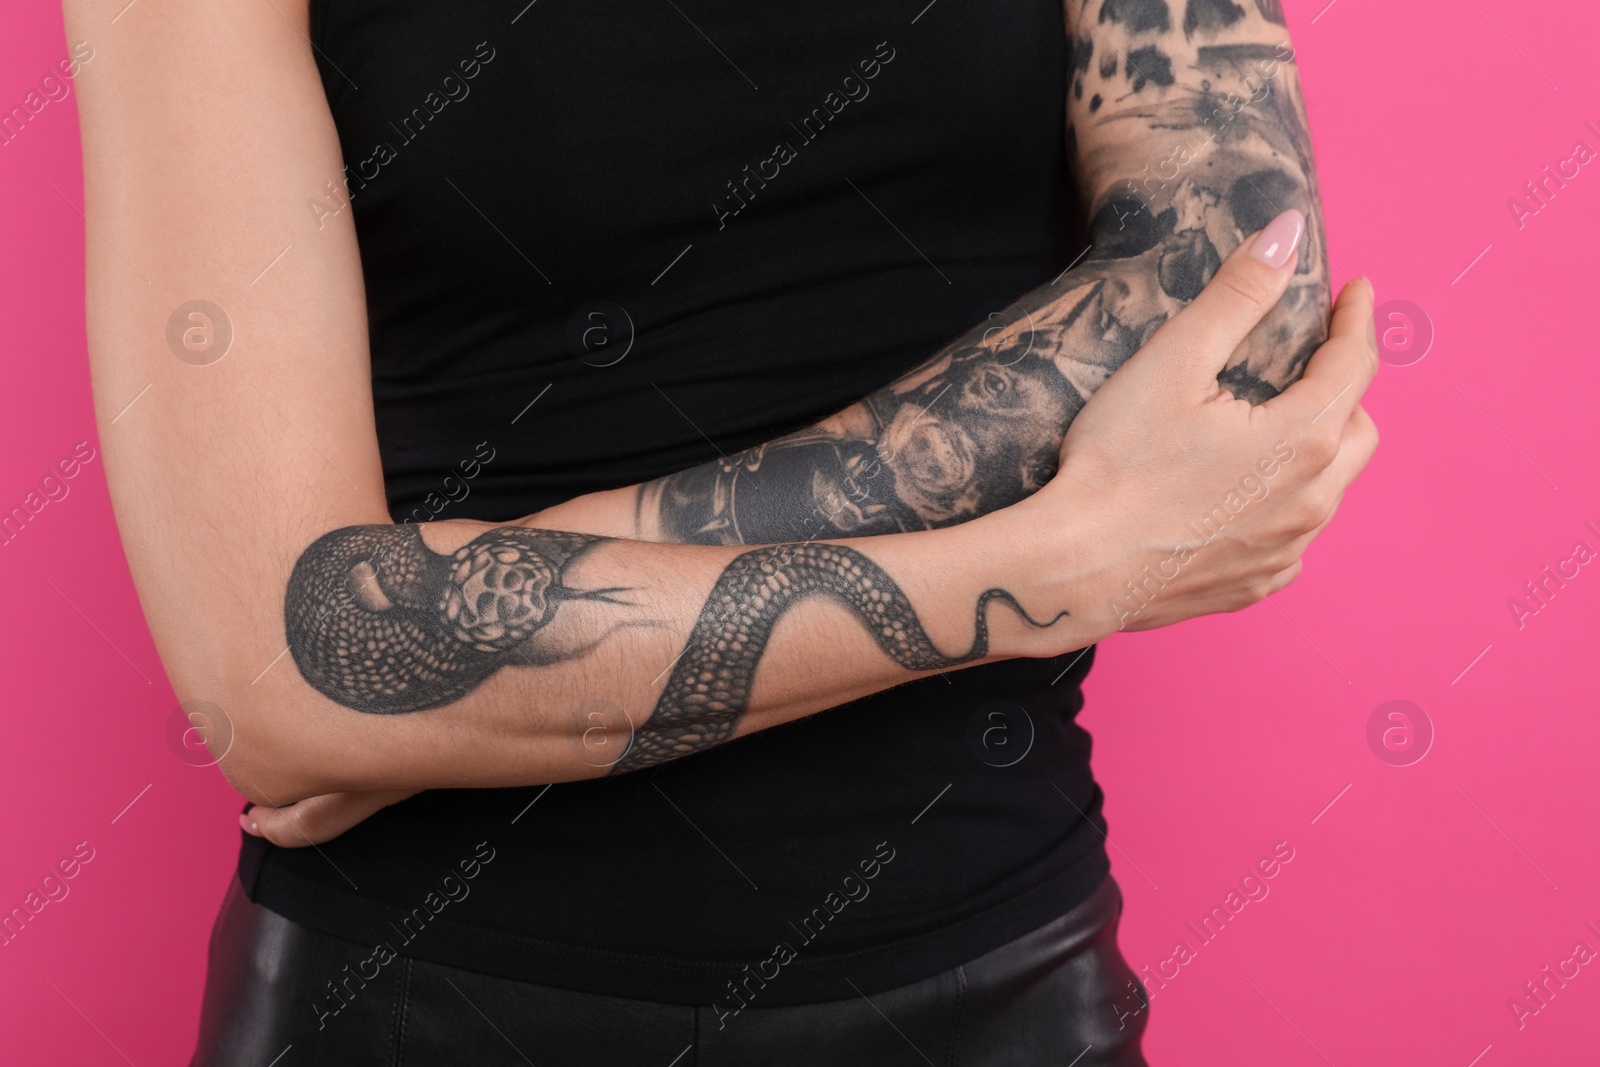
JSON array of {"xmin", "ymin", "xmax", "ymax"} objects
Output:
[{"xmin": 285, "ymin": 525, "xmax": 619, "ymax": 715}]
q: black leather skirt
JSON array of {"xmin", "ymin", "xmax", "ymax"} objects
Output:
[{"xmin": 192, "ymin": 873, "xmax": 1149, "ymax": 1066}]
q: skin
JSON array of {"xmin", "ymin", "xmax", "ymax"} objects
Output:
[{"xmin": 61, "ymin": 0, "xmax": 1377, "ymax": 847}]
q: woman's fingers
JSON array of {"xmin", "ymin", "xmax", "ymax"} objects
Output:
[
  {"xmin": 241, "ymin": 790, "xmax": 413, "ymax": 848},
  {"xmin": 1258, "ymin": 558, "xmax": 1304, "ymax": 598},
  {"xmin": 1274, "ymin": 405, "xmax": 1377, "ymax": 561},
  {"xmin": 1318, "ymin": 402, "xmax": 1381, "ymax": 493},
  {"xmin": 1270, "ymin": 277, "xmax": 1379, "ymax": 433}
]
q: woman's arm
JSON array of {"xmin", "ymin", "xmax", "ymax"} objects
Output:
[
  {"xmin": 534, "ymin": 0, "xmax": 1328, "ymax": 546},
  {"xmin": 68, "ymin": 0, "xmax": 1372, "ymax": 815},
  {"xmin": 248, "ymin": 250, "xmax": 1380, "ymax": 847},
  {"xmin": 64, "ymin": 0, "xmax": 1092, "ymax": 805}
]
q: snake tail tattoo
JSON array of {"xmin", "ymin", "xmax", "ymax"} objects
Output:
[{"xmin": 285, "ymin": 527, "xmax": 1065, "ymax": 771}]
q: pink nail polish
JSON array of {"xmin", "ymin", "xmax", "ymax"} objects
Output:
[
  {"xmin": 1250, "ymin": 209, "xmax": 1305, "ymax": 269},
  {"xmin": 239, "ymin": 813, "xmax": 260, "ymax": 836}
]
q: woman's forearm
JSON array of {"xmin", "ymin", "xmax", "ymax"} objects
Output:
[
  {"xmin": 534, "ymin": 3, "xmax": 1328, "ymax": 548},
  {"xmin": 236, "ymin": 509, "xmax": 1091, "ymax": 804}
]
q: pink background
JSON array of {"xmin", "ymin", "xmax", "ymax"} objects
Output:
[{"xmin": 3, "ymin": 1, "xmax": 1597, "ymax": 1063}]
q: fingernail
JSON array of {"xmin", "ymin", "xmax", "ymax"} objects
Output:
[
  {"xmin": 1250, "ymin": 209, "xmax": 1305, "ymax": 269},
  {"xmin": 239, "ymin": 813, "xmax": 261, "ymax": 836}
]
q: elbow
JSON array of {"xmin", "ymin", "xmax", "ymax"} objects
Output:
[
  {"xmin": 215, "ymin": 721, "xmax": 336, "ymax": 807},
  {"xmin": 220, "ymin": 766, "xmax": 300, "ymax": 810},
  {"xmin": 206, "ymin": 689, "xmax": 369, "ymax": 805},
  {"xmin": 207, "ymin": 680, "xmax": 593, "ymax": 803}
]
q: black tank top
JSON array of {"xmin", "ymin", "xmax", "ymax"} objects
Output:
[{"xmin": 240, "ymin": 0, "xmax": 1108, "ymax": 1005}]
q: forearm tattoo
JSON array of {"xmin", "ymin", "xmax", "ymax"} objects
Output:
[
  {"xmin": 285, "ymin": 526, "xmax": 1063, "ymax": 771},
  {"xmin": 641, "ymin": 0, "xmax": 1328, "ymax": 548}
]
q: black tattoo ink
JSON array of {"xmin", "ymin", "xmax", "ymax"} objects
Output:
[
  {"xmin": 1100, "ymin": 0, "xmax": 1172, "ymax": 34},
  {"xmin": 1069, "ymin": 32, "xmax": 1095, "ymax": 101},
  {"xmin": 286, "ymin": 525, "xmax": 624, "ymax": 714},
  {"xmin": 1069, "ymin": 33, "xmax": 1095, "ymax": 73},
  {"xmin": 1195, "ymin": 42, "xmax": 1293, "ymax": 66},
  {"xmin": 1183, "ymin": 0, "xmax": 1246, "ymax": 37},
  {"xmin": 1227, "ymin": 168, "xmax": 1304, "ymax": 246},
  {"xmin": 1126, "ymin": 46, "xmax": 1177, "ymax": 91},
  {"xmin": 1090, "ymin": 197, "xmax": 1175, "ymax": 257},
  {"xmin": 610, "ymin": 543, "xmax": 1066, "ymax": 772},
  {"xmin": 1216, "ymin": 360, "xmax": 1280, "ymax": 403},
  {"xmin": 1157, "ymin": 227, "xmax": 1223, "ymax": 300}
]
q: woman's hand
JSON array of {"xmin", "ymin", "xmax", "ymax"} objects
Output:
[
  {"xmin": 1015, "ymin": 208, "xmax": 1380, "ymax": 642},
  {"xmin": 241, "ymin": 790, "xmax": 416, "ymax": 848}
]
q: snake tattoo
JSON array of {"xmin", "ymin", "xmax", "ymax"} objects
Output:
[{"xmin": 285, "ymin": 525, "xmax": 1066, "ymax": 773}]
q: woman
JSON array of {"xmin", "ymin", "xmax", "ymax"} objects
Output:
[{"xmin": 67, "ymin": 0, "xmax": 1376, "ymax": 1062}]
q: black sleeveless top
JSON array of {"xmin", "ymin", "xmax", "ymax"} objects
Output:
[{"xmin": 239, "ymin": 0, "xmax": 1107, "ymax": 1005}]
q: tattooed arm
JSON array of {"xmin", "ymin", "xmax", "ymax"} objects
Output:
[
  {"xmin": 1062, "ymin": 0, "xmax": 1329, "ymax": 396},
  {"xmin": 73, "ymin": 0, "xmax": 1370, "ymax": 815},
  {"xmin": 245, "ymin": 234, "xmax": 1367, "ymax": 834},
  {"xmin": 277, "ymin": 522, "xmax": 1084, "ymax": 789},
  {"xmin": 249, "ymin": 240, "xmax": 1360, "ymax": 815},
  {"xmin": 534, "ymin": 0, "xmax": 1329, "ymax": 547},
  {"xmin": 65, "ymin": 0, "xmax": 1106, "ymax": 805}
]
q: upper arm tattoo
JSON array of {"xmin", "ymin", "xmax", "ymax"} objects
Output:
[
  {"xmin": 284, "ymin": 525, "xmax": 1063, "ymax": 772},
  {"xmin": 641, "ymin": 0, "xmax": 1327, "ymax": 549},
  {"xmin": 1065, "ymin": 0, "xmax": 1330, "ymax": 394}
]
